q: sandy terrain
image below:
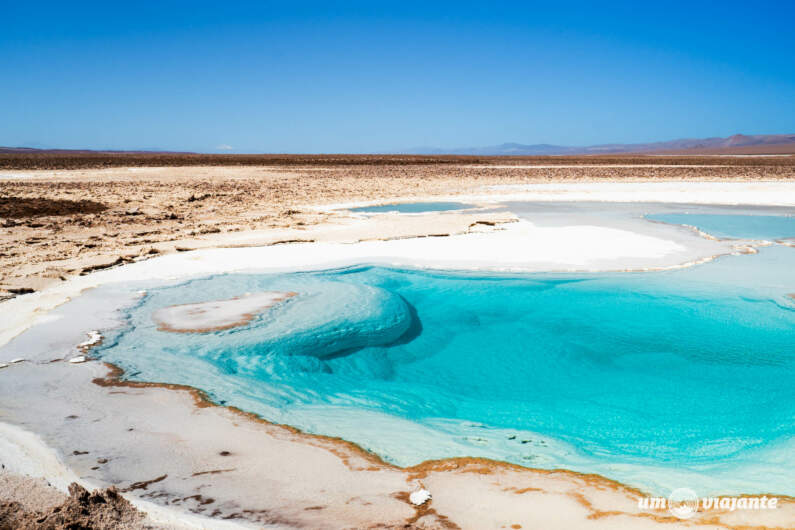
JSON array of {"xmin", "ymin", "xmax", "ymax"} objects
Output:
[
  {"xmin": 2, "ymin": 155, "xmax": 794, "ymax": 297},
  {"xmin": 1, "ymin": 157, "xmax": 794, "ymax": 528}
]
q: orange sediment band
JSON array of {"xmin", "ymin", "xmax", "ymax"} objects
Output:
[{"xmin": 91, "ymin": 361, "xmax": 795, "ymax": 529}]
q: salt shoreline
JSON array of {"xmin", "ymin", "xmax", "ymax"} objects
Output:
[{"xmin": 2, "ymin": 182, "xmax": 794, "ymax": 529}]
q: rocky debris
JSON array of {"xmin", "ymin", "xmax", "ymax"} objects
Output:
[
  {"xmin": 77, "ymin": 330, "xmax": 103, "ymax": 351},
  {"xmin": 7, "ymin": 287, "xmax": 35, "ymax": 295},
  {"xmin": 121, "ymin": 474, "xmax": 167, "ymax": 493},
  {"xmin": 269, "ymin": 238, "xmax": 315, "ymax": 245},
  {"xmin": 79, "ymin": 256, "xmax": 133, "ymax": 275},
  {"xmin": 0, "ymin": 482, "xmax": 147, "ymax": 530}
]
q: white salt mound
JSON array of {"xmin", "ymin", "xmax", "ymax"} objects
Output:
[
  {"xmin": 77, "ymin": 330, "xmax": 102, "ymax": 350},
  {"xmin": 409, "ymin": 489, "xmax": 432, "ymax": 506}
]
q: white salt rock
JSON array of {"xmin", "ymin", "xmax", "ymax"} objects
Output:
[
  {"xmin": 409, "ymin": 489, "xmax": 432, "ymax": 506},
  {"xmin": 69, "ymin": 356, "xmax": 87, "ymax": 364},
  {"xmin": 77, "ymin": 331, "xmax": 102, "ymax": 350}
]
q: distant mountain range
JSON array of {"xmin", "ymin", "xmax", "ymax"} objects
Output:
[
  {"xmin": 403, "ymin": 133, "xmax": 795, "ymax": 156},
  {"xmin": 3, "ymin": 133, "xmax": 795, "ymax": 156}
]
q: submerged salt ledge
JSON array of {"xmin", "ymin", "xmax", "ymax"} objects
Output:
[{"xmin": 113, "ymin": 280, "xmax": 414, "ymax": 383}]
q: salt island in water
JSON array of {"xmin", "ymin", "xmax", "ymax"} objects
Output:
[{"xmin": 152, "ymin": 291, "xmax": 296, "ymax": 333}]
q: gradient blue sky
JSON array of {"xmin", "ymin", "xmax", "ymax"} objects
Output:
[{"xmin": 2, "ymin": 1, "xmax": 794, "ymax": 153}]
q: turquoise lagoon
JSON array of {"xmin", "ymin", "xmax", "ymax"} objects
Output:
[
  {"xmin": 647, "ymin": 213, "xmax": 795, "ymax": 240},
  {"xmin": 95, "ymin": 246, "xmax": 795, "ymax": 496}
]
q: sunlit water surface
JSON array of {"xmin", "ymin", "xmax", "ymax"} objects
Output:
[
  {"xmin": 95, "ymin": 244, "xmax": 795, "ymax": 495},
  {"xmin": 646, "ymin": 213, "xmax": 795, "ymax": 240}
]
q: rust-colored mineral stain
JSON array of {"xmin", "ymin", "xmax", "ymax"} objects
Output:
[{"xmin": 90, "ymin": 362, "xmax": 795, "ymax": 530}]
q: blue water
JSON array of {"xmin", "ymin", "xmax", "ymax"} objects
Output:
[
  {"xmin": 350, "ymin": 201, "xmax": 475, "ymax": 213},
  {"xmin": 647, "ymin": 213, "xmax": 795, "ymax": 240},
  {"xmin": 96, "ymin": 249, "xmax": 795, "ymax": 495}
]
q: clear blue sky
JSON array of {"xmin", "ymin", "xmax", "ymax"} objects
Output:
[{"xmin": 2, "ymin": 1, "xmax": 794, "ymax": 153}]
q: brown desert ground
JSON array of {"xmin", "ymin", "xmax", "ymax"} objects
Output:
[{"xmin": 1, "ymin": 153, "xmax": 794, "ymax": 299}]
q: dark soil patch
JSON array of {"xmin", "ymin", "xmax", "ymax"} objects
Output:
[
  {"xmin": 0, "ymin": 197, "xmax": 107, "ymax": 218},
  {"xmin": 1, "ymin": 151, "xmax": 792, "ymax": 170},
  {"xmin": 0, "ymin": 483, "xmax": 145, "ymax": 530}
]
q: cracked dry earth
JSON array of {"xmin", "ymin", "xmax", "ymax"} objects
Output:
[
  {"xmin": 2, "ymin": 159, "xmax": 793, "ymax": 299},
  {"xmin": 0, "ymin": 165, "xmax": 472, "ymax": 297}
]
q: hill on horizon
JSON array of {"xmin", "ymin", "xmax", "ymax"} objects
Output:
[
  {"xmin": 403, "ymin": 133, "xmax": 795, "ymax": 156},
  {"xmin": 3, "ymin": 133, "xmax": 795, "ymax": 157}
]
